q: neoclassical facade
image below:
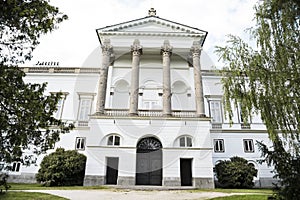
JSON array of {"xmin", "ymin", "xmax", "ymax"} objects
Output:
[{"xmin": 9, "ymin": 9, "xmax": 276, "ymax": 188}]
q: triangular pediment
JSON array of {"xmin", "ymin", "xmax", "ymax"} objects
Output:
[
  {"xmin": 98, "ymin": 16, "xmax": 206, "ymax": 34},
  {"xmin": 97, "ymin": 16, "xmax": 207, "ymax": 42}
]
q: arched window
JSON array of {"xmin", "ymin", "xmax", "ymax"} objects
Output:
[
  {"xmin": 107, "ymin": 135, "xmax": 120, "ymax": 146},
  {"xmin": 178, "ymin": 136, "xmax": 192, "ymax": 147}
]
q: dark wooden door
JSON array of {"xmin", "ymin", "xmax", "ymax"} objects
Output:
[
  {"xmin": 136, "ymin": 137, "xmax": 162, "ymax": 185},
  {"xmin": 136, "ymin": 149, "xmax": 162, "ymax": 185},
  {"xmin": 180, "ymin": 158, "xmax": 192, "ymax": 186},
  {"xmin": 106, "ymin": 157, "xmax": 119, "ymax": 184}
]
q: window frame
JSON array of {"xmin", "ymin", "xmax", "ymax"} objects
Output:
[
  {"xmin": 179, "ymin": 136, "xmax": 193, "ymax": 147},
  {"xmin": 11, "ymin": 162, "xmax": 22, "ymax": 172},
  {"xmin": 75, "ymin": 137, "xmax": 86, "ymax": 150},
  {"xmin": 107, "ymin": 135, "xmax": 121, "ymax": 146},
  {"xmin": 51, "ymin": 92, "xmax": 69, "ymax": 119},
  {"xmin": 77, "ymin": 93, "xmax": 96, "ymax": 123},
  {"xmin": 214, "ymin": 139, "xmax": 225, "ymax": 153},
  {"xmin": 243, "ymin": 139, "xmax": 254, "ymax": 153}
]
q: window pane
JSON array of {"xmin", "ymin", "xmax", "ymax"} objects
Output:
[
  {"xmin": 12, "ymin": 163, "xmax": 16, "ymax": 171},
  {"xmin": 214, "ymin": 140, "xmax": 219, "ymax": 151},
  {"xmin": 210, "ymin": 101, "xmax": 222, "ymax": 123},
  {"xmin": 79, "ymin": 99, "xmax": 91, "ymax": 121},
  {"xmin": 108, "ymin": 136, "xmax": 113, "ymax": 145},
  {"xmin": 186, "ymin": 137, "xmax": 192, "ymax": 147},
  {"xmin": 179, "ymin": 137, "xmax": 185, "ymax": 147},
  {"xmin": 16, "ymin": 163, "xmax": 21, "ymax": 172},
  {"xmin": 114, "ymin": 136, "xmax": 120, "ymax": 146}
]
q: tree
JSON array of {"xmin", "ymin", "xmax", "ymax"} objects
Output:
[
  {"xmin": 36, "ymin": 148, "xmax": 87, "ymax": 186},
  {"xmin": 258, "ymin": 140, "xmax": 300, "ymax": 199},
  {"xmin": 0, "ymin": 0, "xmax": 68, "ymax": 64},
  {"xmin": 215, "ymin": 0, "xmax": 299, "ymax": 198},
  {"xmin": 0, "ymin": 0, "xmax": 72, "ymax": 169},
  {"xmin": 215, "ymin": 156, "xmax": 257, "ymax": 189}
]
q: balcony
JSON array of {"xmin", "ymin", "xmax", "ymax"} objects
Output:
[{"xmin": 102, "ymin": 109, "xmax": 198, "ymax": 118}]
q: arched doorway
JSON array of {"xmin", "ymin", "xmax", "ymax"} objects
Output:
[{"xmin": 136, "ymin": 137, "xmax": 162, "ymax": 185}]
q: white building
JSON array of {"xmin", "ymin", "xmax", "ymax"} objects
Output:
[{"xmin": 10, "ymin": 9, "xmax": 275, "ymax": 188}]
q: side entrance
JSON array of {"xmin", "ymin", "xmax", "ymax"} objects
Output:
[{"xmin": 136, "ymin": 137, "xmax": 162, "ymax": 185}]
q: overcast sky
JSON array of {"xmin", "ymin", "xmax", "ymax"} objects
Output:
[{"xmin": 23, "ymin": 0, "xmax": 257, "ymax": 68}]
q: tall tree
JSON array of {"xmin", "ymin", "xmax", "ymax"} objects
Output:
[
  {"xmin": 0, "ymin": 0, "xmax": 72, "ymax": 167},
  {"xmin": 0, "ymin": 0, "xmax": 68, "ymax": 64},
  {"xmin": 215, "ymin": 0, "xmax": 299, "ymax": 198}
]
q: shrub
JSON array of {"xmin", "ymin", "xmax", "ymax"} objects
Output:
[
  {"xmin": 215, "ymin": 156, "xmax": 257, "ymax": 188},
  {"xmin": 0, "ymin": 173, "xmax": 10, "ymax": 193},
  {"xmin": 36, "ymin": 148, "xmax": 87, "ymax": 186}
]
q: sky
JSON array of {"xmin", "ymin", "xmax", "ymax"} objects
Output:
[{"xmin": 23, "ymin": 0, "xmax": 257, "ymax": 68}]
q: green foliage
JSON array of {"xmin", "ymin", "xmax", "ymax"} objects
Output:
[
  {"xmin": 0, "ymin": 64, "xmax": 74, "ymax": 164},
  {"xmin": 0, "ymin": 0, "xmax": 72, "ymax": 178},
  {"xmin": 0, "ymin": 173, "xmax": 10, "ymax": 193},
  {"xmin": 215, "ymin": 0, "xmax": 299, "ymax": 198},
  {"xmin": 0, "ymin": 0, "xmax": 68, "ymax": 64},
  {"xmin": 258, "ymin": 140, "xmax": 300, "ymax": 200},
  {"xmin": 36, "ymin": 148, "xmax": 87, "ymax": 186},
  {"xmin": 215, "ymin": 156, "xmax": 257, "ymax": 189}
]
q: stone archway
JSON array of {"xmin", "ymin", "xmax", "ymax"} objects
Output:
[{"xmin": 136, "ymin": 137, "xmax": 162, "ymax": 185}]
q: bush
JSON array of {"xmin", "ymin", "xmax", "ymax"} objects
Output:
[
  {"xmin": 215, "ymin": 156, "xmax": 257, "ymax": 188},
  {"xmin": 36, "ymin": 148, "xmax": 87, "ymax": 186},
  {"xmin": 0, "ymin": 173, "xmax": 10, "ymax": 193}
]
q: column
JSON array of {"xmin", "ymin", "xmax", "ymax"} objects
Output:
[
  {"xmin": 96, "ymin": 39, "xmax": 113, "ymax": 114},
  {"xmin": 161, "ymin": 40, "xmax": 172, "ymax": 116},
  {"xmin": 129, "ymin": 39, "xmax": 142, "ymax": 116},
  {"xmin": 191, "ymin": 41, "xmax": 205, "ymax": 117}
]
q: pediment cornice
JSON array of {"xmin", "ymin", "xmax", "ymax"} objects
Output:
[{"xmin": 96, "ymin": 15, "xmax": 208, "ymax": 46}]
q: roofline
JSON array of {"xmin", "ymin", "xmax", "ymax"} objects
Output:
[{"xmin": 96, "ymin": 15, "xmax": 208, "ymax": 46}]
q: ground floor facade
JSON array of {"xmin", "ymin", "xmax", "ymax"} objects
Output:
[
  {"xmin": 82, "ymin": 117, "xmax": 214, "ymax": 188},
  {"xmin": 6, "ymin": 117, "xmax": 277, "ymax": 188}
]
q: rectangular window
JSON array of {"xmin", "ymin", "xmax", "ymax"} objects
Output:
[
  {"xmin": 78, "ymin": 99, "xmax": 92, "ymax": 121},
  {"xmin": 51, "ymin": 92, "xmax": 68, "ymax": 119},
  {"xmin": 75, "ymin": 137, "xmax": 86, "ymax": 150},
  {"xmin": 243, "ymin": 139, "xmax": 254, "ymax": 153},
  {"xmin": 209, "ymin": 101, "xmax": 222, "ymax": 123},
  {"xmin": 11, "ymin": 162, "xmax": 21, "ymax": 172},
  {"xmin": 214, "ymin": 139, "xmax": 225, "ymax": 153},
  {"xmin": 54, "ymin": 99, "xmax": 63, "ymax": 119}
]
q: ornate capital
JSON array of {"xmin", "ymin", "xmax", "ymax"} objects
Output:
[
  {"xmin": 131, "ymin": 39, "xmax": 143, "ymax": 56},
  {"xmin": 101, "ymin": 39, "xmax": 113, "ymax": 56},
  {"xmin": 190, "ymin": 41, "xmax": 202, "ymax": 57},
  {"xmin": 161, "ymin": 40, "xmax": 173, "ymax": 57}
]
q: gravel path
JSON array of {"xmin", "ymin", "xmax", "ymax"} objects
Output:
[{"xmin": 24, "ymin": 189, "xmax": 244, "ymax": 200}]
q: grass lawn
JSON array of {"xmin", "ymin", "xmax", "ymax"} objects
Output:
[
  {"xmin": 7, "ymin": 183, "xmax": 108, "ymax": 190},
  {"xmin": 0, "ymin": 192, "xmax": 67, "ymax": 200},
  {"xmin": 210, "ymin": 194, "xmax": 270, "ymax": 200},
  {"xmin": 199, "ymin": 188, "xmax": 273, "ymax": 194}
]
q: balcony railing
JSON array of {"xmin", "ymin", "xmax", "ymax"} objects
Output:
[{"xmin": 102, "ymin": 109, "xmax": 198, "ymax": 118}]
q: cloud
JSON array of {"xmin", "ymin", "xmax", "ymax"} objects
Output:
[{"xmin": 24, "ymin": 0, "xmax": 256, "ymax": 68}]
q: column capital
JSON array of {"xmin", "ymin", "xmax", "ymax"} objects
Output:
[
  {"xmin": 131, "ymin": 39, "xmax": 143, "ymax": 56},
  {"xmin": 161, "ymin": 40, "xmax": 173, "ymax": 57},
  {"xmin": 101, "ymin": 39, "xmax": 113, "ymax": 56},
  {"xmin": 190, "ymin": 41, "xmax": 202, "ymax": 57}
]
